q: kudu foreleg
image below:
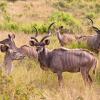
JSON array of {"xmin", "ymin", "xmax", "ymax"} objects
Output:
[
  {"xmin": 57, "ymin": 71, "xmax": 63, "ymax": 87},
  {"xmin": 4, "ymin": 60, "xmax": 13, "ymax": 75}
]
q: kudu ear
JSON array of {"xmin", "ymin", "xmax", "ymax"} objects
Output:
[
  {"xmin": 8, "ymin": 34, "xmax": 15, "ymax": 39},
  {"xmin": 11, "ymin": 34, "xmax": 15, "ymax": 39},
  {"xmin": 44, "ymin": 39, "xmax": 50, "ymax": 45},
  {"xmin": 8, "ymin": 34, "xmax": 11, "ymax": 39},
  {"xmin": 29, "ymin": 40, "xmax": 36, "ymax": 46}
]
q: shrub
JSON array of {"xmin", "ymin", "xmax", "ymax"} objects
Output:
[
  {"xmin": 49, "ymin": 11, "xmax": 82, "ymax": 34},
  {"xmin": 0, "ymin": 1, "xmax": 7, "ymax": 13},
  {"xmin": 86, "ymin": 12, "xmax": 96, "ymax": 19},
  {"xmin": 2, "ymin": 21, "xmax": 19, "ymax": 32}
]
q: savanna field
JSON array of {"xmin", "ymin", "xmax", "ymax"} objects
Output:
[{"xmin": 0, "ymin": 0, "xmax": 100, "ymax": 100}]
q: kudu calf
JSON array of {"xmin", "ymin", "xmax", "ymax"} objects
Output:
[
  {"xmin": 29, "ymin": 23, "xmax": 97, "ymax": 86},
  {"xmin": 0, "ymin": 34, "xmax": 37, "ymax": 74},
  {"xmin": 78, "ymin": 18, "xmax": 100, "ymax": 54}
]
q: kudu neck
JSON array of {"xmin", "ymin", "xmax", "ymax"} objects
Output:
[
  {"xmin": 56, "ymin": 31, "xmax": 62, "ymax": 40},
  {"xmin": 38, "ymin": 47, "xmax": 49, "ymax": 67},
  {"xmin": 38, "ymin": 47, "xmax": 49, "ymax": 56}
]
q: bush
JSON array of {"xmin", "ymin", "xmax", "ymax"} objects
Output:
[
  {"xmin": 2, "ymin": 21, "xmax": 19, "ymax": 32},
  {"xmin": 0, "ymin": 1, "xmax": 7, "ymax": 13},
  {"xmin": 49, "ymin": 11, "xmax": 82, "ymax": 34},
  {"xmin": 86, "ymin": 12, "xmax": 96, "ymax": 19}
]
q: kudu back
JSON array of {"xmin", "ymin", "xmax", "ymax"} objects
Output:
[
  {"xmin": 0, "ymin": 34, "xmax": 37, "ymax": 74},
  {"xmin": 29, "ymin": 22, "xmax": 97, "ymax": 86}
]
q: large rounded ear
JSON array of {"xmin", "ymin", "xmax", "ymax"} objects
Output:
[
  {"xmin": 8, "ymin": 34, "xmax": 15, "ymax": 39},
  {"xmin": 8, "ymin": 34, "xmax": 11, "ymax": 39},
  {"xmin": 0, "ymin": 45, "xmax": 9, "ymax": 52},
  {"xmin": 11, "ymin": 34, "xmax": 15, "ymax": 39},
  {"xmin": 44, "ymin": 39, "xmax": 50, "ymax": 45},
  {"xmin": 29, "ymin": 40, "xmax": 35, "ymax": 46}
]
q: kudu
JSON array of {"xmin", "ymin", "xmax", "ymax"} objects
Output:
[
  {"xmin": 29, "ymin": 22, "xmax": 97, "ymax": 86},
  {"xmin": 78, "ymin": 17, "xmax": 100, "ymax": 54},
  {"xmin": 55, "ymin": 26, "xmax": 78, "ymax": 46},
  {"xmin": 0, "ymin": 33, "xmax": 37, "ymax": 74}
]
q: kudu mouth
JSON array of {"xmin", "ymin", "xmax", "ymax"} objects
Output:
[{"xmin": 30, "ymin": 22, "xmax": 55, "ymax": 46}]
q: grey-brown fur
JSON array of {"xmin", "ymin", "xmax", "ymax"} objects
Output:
[
  {"xmin": 29, "ymin": 23, "xmax": 97, "ymax": 86},
  {"xmin": 0, "ymin": 34, "xmax": 37, "ymax": 74}
]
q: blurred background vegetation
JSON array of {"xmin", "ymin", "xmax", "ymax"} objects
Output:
[{"xmin": 0, "ymin": 0, "xmax": 99, "ymax": 34}]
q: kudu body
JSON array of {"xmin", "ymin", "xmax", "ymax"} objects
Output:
[
  {"xmin": 0, "ymin": 34, "xmax": 37, "ymax": 74},
  {"xmin": 29, "ymin": 23, "xmax": 97, "ymax": 86},
  {"xmin": 56, "ymin": 26, "xmax": 78, "ymax": 46},
  {"xmin": 78, "ymin": 18, "xmax": 100, "ymax": 53}
]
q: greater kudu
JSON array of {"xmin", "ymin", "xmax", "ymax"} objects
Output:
[
  {"xmin": 55, "ymin": 26, "xmax": 77, "ymax": 46},
  {"xmin": 0, "ymin": 33, "xmax": 37, "ymax": 74},
  {"xmin": 78, "ymin": 17, "xmax": 100, "ymax": 53},
  {"xmin": 29, "ymin": 22, "xmax": 97, "ymax": 86}
]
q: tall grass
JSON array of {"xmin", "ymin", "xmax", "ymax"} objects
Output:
[{"xmin": 0, "ymin": 32, "xmax": 100, "ymax": 100}]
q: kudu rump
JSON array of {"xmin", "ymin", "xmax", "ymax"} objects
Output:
[
  {"xmin": 29, "ymin": 23, "xmax": 97, "ymax": 86},
  {"xmin": 0, "ymin": 34, "xmax": 37, "ymax": 74}
]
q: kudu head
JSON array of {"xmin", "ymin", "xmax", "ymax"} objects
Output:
[
  {"xmin": 57, "ymin": 26, "xmax": 64, "ymax": 32},
  {"xmin": 87, "ymin": 17, "xmax": 100, "ymax": 34},
  {"xmin": 29, "ymin": 23, "xmax": 55, "ymax": 53},
  {"xmin": 0, "ymin": 34, "xmax": 16, "ymax": 51},
  {"xmin": 0, "ymin": 34, "xmax": 24, "ymax": 60}
]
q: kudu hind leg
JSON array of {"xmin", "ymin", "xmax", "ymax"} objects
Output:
[
  {"xmin": 80, "ymin": 68, "xmax": 89, "ymax": 86},
  {"xmin": 87, "ymin": 74, "xmax": 92, "ymax": 86},
  {"xmin": 86, "ymin": 67, "xmax": 93, "ymax": 86}
]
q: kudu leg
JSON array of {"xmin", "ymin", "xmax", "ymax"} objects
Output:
[
  {"xmin": 4, "ymin": 60, "xmax": 13, "ymax": 75},
  {"xmin": 85, "ymin": 68, "xmax": 93, "ymax": 86},
  {"xmin": 80, "ymin": 68, "xmax": 89, "ymax": 86},
  {"xmin": 87, "ymin": 74, "xmax": 92, "ymax": 86},
  {"xmin": 57, "ymin": 71, "xmax": 63, "ymax": 87}
]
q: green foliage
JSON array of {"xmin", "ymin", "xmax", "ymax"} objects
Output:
[
  {"xmin": 86, "ymin": 12, "xmax": 96, "ymax": 19},
  {"xmin": 95, "ymin": 3, "xmax": 100, "ymax": 13},
  {"xmin": 0, "ymin": 21, "xmax": 54, "ymax": 34},
  {"xmin": 49, "ymin": 11, "xmax": 82, "ymax": 34},
  {"xmin": 66, "ymin": 41, "xmax": 88, "ymax": 49},
  {"xmin": 32, "ymin": 23, "xmax": 48, "ymax": 34},
  {"xmin": 96, "ymin": 71, "xmax": 100, "ymax": 84},
  {"xmin": 20, "ymin": 24, "xmax": 32, "ymax": 34},
  {"xmin": 1, "ymin": 21, "xmax": 19, "ymax": 32},
  {"xmin": 0, "ymin": 1, "xmax": 7, "ymax": 13}
]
